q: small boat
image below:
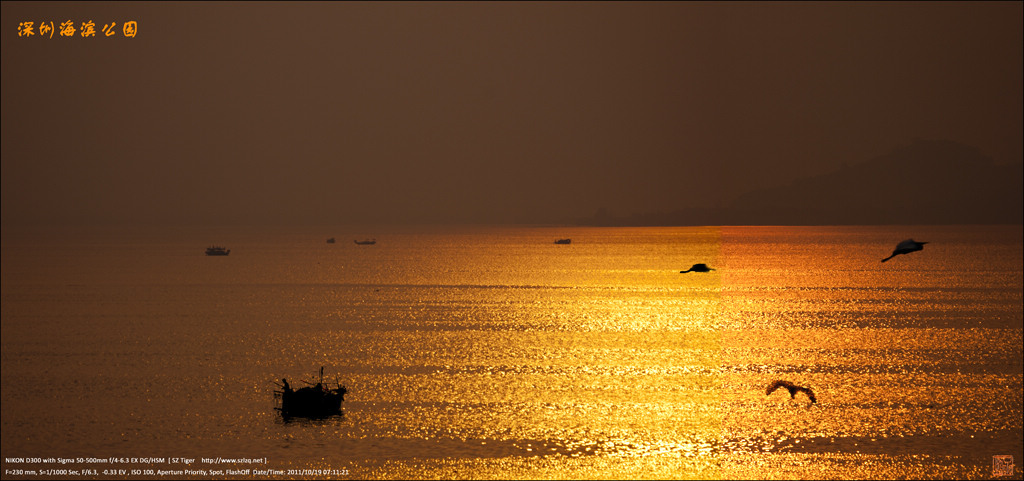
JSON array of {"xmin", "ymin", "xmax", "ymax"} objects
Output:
[
  {"xmin": 326, "ymin": 237, "xmax": 336, "ymax": 244},
  {"xmin": 554, "ymin": 238, "xmax": 572, "ymax": 245},
  {"xmin": 680, "ymin": 263, "xmax": 714, "ymax": 273},
  {"xmin": 205, "ymin": 246, "xmax": 230, "ymax": 256},
  {"xmin": 274, "ymin": 367, "xmax": 347, "ymax": 418},
  {"xmin": 354, "ymin": 239, "xmax": 377, "ymax": 245}
]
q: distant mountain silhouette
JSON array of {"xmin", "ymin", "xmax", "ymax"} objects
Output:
[
  {"xmin": 726, "ymin": 140, "xmax": 1023, "ymax": 225},
  {"xmin": 587, "ymin": 140, "xmax": 1023, "ymax": 226}
]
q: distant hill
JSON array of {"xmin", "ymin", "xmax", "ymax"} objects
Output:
[
  {"xmin": 724, "ymin": 139, "xmax": 1023, "ymax": 225},
  {"xmin": 589, "ymin": 140, "xmax": 1023, "ymax": 226}
]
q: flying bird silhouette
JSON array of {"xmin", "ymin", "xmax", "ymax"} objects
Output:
[
  {"xmin": 766, "ymin": 380, "xmax": 817, "ymax": 404},
  {"xmin": 881, "ymin": 239, "xmax": 928, "ymax": 262},
  {"xmin": 680, "ymin": 263, "xmax": 715, "ymax": 273}
]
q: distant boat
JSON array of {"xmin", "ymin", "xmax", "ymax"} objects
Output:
[
  {"xmin": 354, "ymin": 239, "xmax": 377, "ymax": 245},
  {"xmin": 326, "ymin": 237, "xmax": 336, "ymax": 244},
  {"xmin": 554, "ymin": 238, "xmax": 572, "ymax": 245},
  {"xmin": 274, "ymin": 367, "xmax": 347, "ymax": 418},
  {"xmin": 680, "ymin": 263, "xmax": 714, "ymax": 273},
  {"xmin": 205, "ymin": 246, "xmax": 230, "ymax": 256}
]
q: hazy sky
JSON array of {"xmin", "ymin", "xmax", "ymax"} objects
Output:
[{"xmin": 3, "ymin": 1, "xmax": 1022, "ymax": 226}]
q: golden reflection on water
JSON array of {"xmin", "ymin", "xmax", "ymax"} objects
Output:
[
  {"xmin": 316, "ymin": 226, "xmax": 1019, "ymax": 479},
  {"xmin": 1, "ymin": 226, "xmax": 1020, "ymax": 479}
]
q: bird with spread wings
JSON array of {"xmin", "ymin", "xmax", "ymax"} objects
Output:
[
  {"xmin": 881, "ymin": 239, "xmax": 928, "ymax": 262},
  {"xmin": 766, "ymin": 380, "xmax": 817, "ymax": 404}
]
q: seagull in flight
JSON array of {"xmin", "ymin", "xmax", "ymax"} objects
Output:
[
  {"xmin": 881, "ymin": 239, "xmax": 928, "ymax": 262},
  {"xmin": 680, "ymin": 263, "xmax": 715, "ymax": 273},
  {"xmin": 766, "ymin": 380, "xmax": 816, "ymax": 404}
]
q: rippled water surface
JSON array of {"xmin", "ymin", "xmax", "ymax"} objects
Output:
[{"xmin": 2, "ymin": 225, "xmax": 1021, "ymax": 479}]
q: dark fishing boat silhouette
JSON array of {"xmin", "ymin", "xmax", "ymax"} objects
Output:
[
  {"xmin": 766, "ymin": 380, "xmax": 816, "ymax": 404},
  {"xmin": 881, "ymin": 239, "xmax": 928, "ymax": 262},
  {"xmin": 554, "ymin": 238, "xmax": 572, "ymax": 245},
  {"xmin": 274, "ymin": 367, "xmax": 347, "ymax": 418},
  {"xmin": 680, "ymin": 263, "xmax": 714, "ymax": 273},
  {"xmin": 326, "ymin": 237, "xmax": 336, "ymax": 244},
  {"xmin": 205, "ymin": 246, "xmax": 230, "ymax": 256},
  {"xmin": 354, "ymin": 239, "xmax": 377, "ymax": 245}
]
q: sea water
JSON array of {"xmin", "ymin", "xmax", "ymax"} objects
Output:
[{"xmin": 1, "ymin": 225, "xmax": 1021, "ymax": 479}]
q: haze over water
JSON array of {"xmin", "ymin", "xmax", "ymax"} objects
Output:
[{"xmin": 1, "ymin": 225, "xmax": 1021, "ymax": 479}]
